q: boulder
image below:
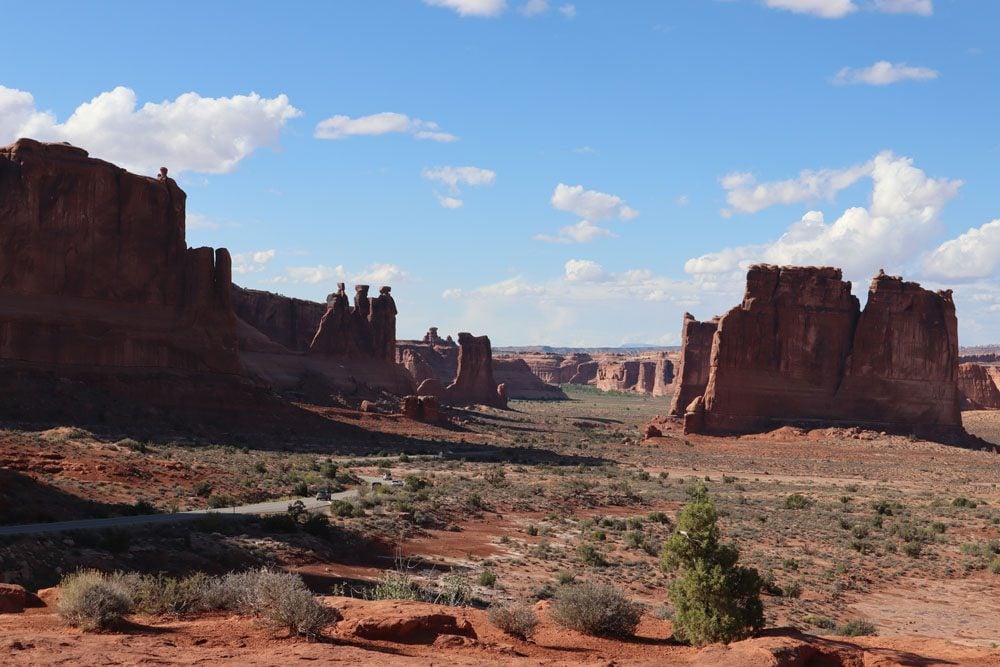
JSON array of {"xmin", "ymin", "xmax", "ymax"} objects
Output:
[{"xmin": 0, "ymin": 584, "xmax": 27, "ymax": 614}]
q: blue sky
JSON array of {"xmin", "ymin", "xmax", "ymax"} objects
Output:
[{"xmin": 3, "ymin": 0, "xmax": 1000, "ymax": 345}]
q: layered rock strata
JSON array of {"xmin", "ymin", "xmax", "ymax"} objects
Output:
[
  {"xmin": 0, "ymin": 139, "xmax": 239, "ymax": 375},
  {"xmin": 676, "ymin": 265, "xmax": 962, "ymax": 435}
]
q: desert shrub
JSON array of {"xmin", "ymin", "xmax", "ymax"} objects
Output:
[
  {"xmin": 207, "ymin": 494, "xmax": 234, "ymax": 509},
  {"xmin": 555, "ymin": 570, "xmax": 576, "ymax": 585},
  {"xmin": 661, "ymin": 482, "xmax": 764, "ymax": 646},
  {"xmin": 329, "ymin": 500, "xmax": 357, "ymax": 517},
  {"xmin": 577, "ymin": 543, "xmax": 606, "ymax": 567},
  {"xmin": 989, "ymin": 555, "xmax": 1000, "ymax": 574},
  {"xmin": 783, "ymin": 493, "xmax": 813, "ymax": 510},
  {"xmin": 194, "ymin": 481, "xmax": 213, "ymax": 497},
  {"xmin": 550, "ymin": 581, "xmax": 641, "ymax": 637},
  {"xmin": 216, "ymin": 569, "xmax": 338, "ymax": 638},
  {"xmin": 526, "ymin": 524, "xmax": 539, "ymax": 536},
  {"xmin": 128, "ymin": 572, "xmax": 215, "ymax": 615},
  {"xmin": 484, "ymin": 466, "xmax": 506, "ymax": 487},
  {"xmin": 488, "ymin": 602, "xmax": 538, "ymax": 640},
  {"xmin": 302, "ymin": 513, "xmax": 330, "ymax": 536},
  {"xmin": 368, "ymin": 571, "xmax": 424, "ymax": 601},
  {"xmin": 952, "ymin": 497, "xmax": 977, "ymax": 508},
  {"xmin": 478, "ymin": 569, "xmax": 497, "ymax": 587},
  {"xmin": 292, "ymin": 481, "xmax": 309, "ymax": 497},
  {"xmin": 58, "ymin": 570, "xmax": 133, "ymax": 631},
  {"xmin": 836, "ymin": 619, "xmax": 877, "ymax": 636},
  {"xmin": 435, "ymin": 572, "xmax": 473, "ymax": 607},
  {"xmin": 647, "ymin": 511, "xmax": 669, "ymax": 524}
]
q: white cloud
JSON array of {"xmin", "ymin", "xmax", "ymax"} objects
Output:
[
  {"xmin": 353, "ymin": 263, "xmax": 412, "ymax": 285},
  {"xmin": 834, "ymin": 61, "xmax": 939, "ymax": 86},
  {"xmin": 551, "ymin": 183, "xmax": 638, "ymax": 222},
  {"xmin": 436, "ymin": 193, "xmax": 464, "ymax": 209},
  {"xmin": 232, "ymin": 249, "xmax": 277, "ymax": 275},
  {"xmin": 688, "ymin": 151, "xmax": 963, "ymax": 283},
  {"xmin": 721, "ymin": 161, "xmax": 872, "ymax": 214},
  {"xmin": 314, "ymin": 112, "xmax": 457, "ymax": 142},
  {"xmin": 873, "ymin": 0, "xmax": 932, "ymax": 15},
  {"xmin": 573, "ymin": 146, "xmax": 597, "ymax": 154},
  {"xmin": 534, "ymin": 220, "xmax": 618, "ymax": 244},
  {"xmin": 0, "ymin": 85, "xmax": 300, "ymax": 175},
  {"xmin": 923, "ymin": 220, "xmax": 1000, "ymax": 281},
  {"xmin": 564, "ymin": 259, "xmax": 611, "ymax": 283},
  {"xmin": 765, "ymin": 0, "xmax": 857, "ymax": 18},
  {"xmin": 559, "ymin": 3, "xmax": 576, "ymax": 18},
  {"xmin": 676, "ymin": 195, "xmax": 690, "ymax": 206},
  {"xmin": 422, "ymin": 165, "xmax": 496, "ymax": 190},
  {"xmin": 422, "ymin": 165, "xmax": 495, "ymax": 207},
  {"xmin": 520, "ymin": 0, "xmax": 548, "ymax": 16},
  {"xmin": 424, "ymin": 0, "xmax": 507, "ymax": 17}
]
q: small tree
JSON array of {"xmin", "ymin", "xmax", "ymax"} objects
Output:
[{"xmin": 660, "ymin": 482, "xmax": 763, "ymax": 645}]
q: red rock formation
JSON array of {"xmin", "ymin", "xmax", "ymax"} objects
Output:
[
  {"xmin": 232, "ymin": 286, "xmax": 327, "ymax": 353},
  {"xmin": 595, "ymin": 360, "xmax": 641, "ymax": 392},
  {"xmin": 493, "ymin": 358, "xmax": 567, "ymax": 400},
  {"xmin": 958, "ymin": 363, "xmax": 1000, "ymax": 410},
  {"xmin": 668, "ymin": 314, "xmax": 720, "ymax": 416},
  {"xmin": 651, "ymin": 354, "xmax": 675, "ymax": 397},
  {"xmin": 685, "ymin": 265, "xmax": 962, "ymax": 435},
  {"xmin": 569, "ymin": 360, "xmax": 598, "ymax": 385},
  {"xmin": 402, "ymin": 394, "xmax": 442, "ymax": 423},
  {"xmin": 512, "ymin": 352, "xmax": 591, "ymax": 384},
  {"xmin": 0, "ymin": 139, "xmax": 239, "ymax": 374},
  {"xmin": 445, "ymin": 332, "xmax": 507, "ymax": 408},
  {"xmin": 836, "ymin": 272, "xmax": 961, "ymax": 428}
]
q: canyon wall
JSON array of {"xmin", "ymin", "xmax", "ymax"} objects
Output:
[{"xmin": 0, "ymin": 139, "xmax": 239, "ymax": 375}]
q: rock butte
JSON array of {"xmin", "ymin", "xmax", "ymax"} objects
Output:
[
  {"xmin": 668, "ymin": 265, "xmax": 964, "ymax": 436},
  {"xmin": 958, "ymin": 362, "xmax": 1000, "ymax": 410}
]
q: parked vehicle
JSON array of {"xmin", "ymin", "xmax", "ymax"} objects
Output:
[{"xmin": 315, "ymin": 490, "xmax": 331, "ymax": 501}]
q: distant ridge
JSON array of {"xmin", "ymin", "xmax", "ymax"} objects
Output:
[{"xmin": 494, "ymin": 345, "xmax": 679, "ymax": 355}]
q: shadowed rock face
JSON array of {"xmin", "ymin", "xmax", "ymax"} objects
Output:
[
  {"xmin": 493, "ymin": 358, "xmax": 567, "ymax": 400},
  {"xmin": 957, "ymin": 363, "xmax": 1000, "ymax": 410},
  {"xmin": 676, "ymin": 265, "xmax": 962, "ymax": 434},
  {"xmin": 0, "ymin": 139, "xmax": 239, "ymax": 374},
  {"xmin": 668, "ymin": 314, "xmax": 720, "ymax": 416},
  {"xmin": 445, "ymin": 332, "xmax": 507, "ymax": 408},
  {"xmin": 231, "ymin": 287, "xmax": 327, "ymax": 353}
]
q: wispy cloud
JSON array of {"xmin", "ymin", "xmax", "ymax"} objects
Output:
[
  {"xmin": 314, "ymin": 112, "xmax": 457, "ymax": 142},
  {"xmin": 834, "ymin": 61, "xmax": 939, "ymax": 86}
]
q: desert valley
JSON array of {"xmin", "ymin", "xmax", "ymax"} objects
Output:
[{"xmin": 3, "ymin": 2, "xmax": 1000, "ymax": 665}]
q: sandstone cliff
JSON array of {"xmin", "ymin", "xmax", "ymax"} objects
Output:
[
  {"xmin": 674, "ymin": 265, "xmax": 962, "ymax": 435},
  {"xmin": 957, "ymin": 362, "xmax": 1000, "ymax": 410},
  {"xmin": 0, "ymin": 139, "xmax": 239, "ymax": 375}
]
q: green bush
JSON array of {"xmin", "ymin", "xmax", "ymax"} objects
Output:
[
  {"xmin": 478, "ymin": 570, "xmax": 498, "ymax": 587},
  {"xmin": 58, "ymin": 570, "xmax": 133, "ymax": 631},
  {"xmin": 836, "ymin": 619, "xmax": 877, "ymax": 637},
  {"xmin": 783, "ymin": 493, "xmax": 813, "ymax": 510},
  {"xmin": 661, "ymin": 482, "xmax": 764, "ymax": 646},
  {"xmin": 577, "ymin": 543, "xmax": 606, "ymax": 567},
  {"xmin": 488, "ymin": 602, "xmax": 539, "ymax": 640},
  {"xmin": 550, "ymin": 581, "xmax": 641, "ymax": 637}
]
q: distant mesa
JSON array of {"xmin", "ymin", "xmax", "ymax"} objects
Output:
[{"xmin": 659, "ymin": 264, "xmax": 969, "ymax": 439}]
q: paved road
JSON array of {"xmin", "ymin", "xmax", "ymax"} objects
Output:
[{"xmin": 0, "ymin": 477, "xmax": 388, "ymax": 537}]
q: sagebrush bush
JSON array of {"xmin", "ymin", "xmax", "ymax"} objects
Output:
[
  {"xmin": 661, "ymin": 482, "xmax": 764, "ymax": 646},
  {"xmin": 836, "ymin": 619, "xmax": 877, "ymax": 636},
  {"xmin": 58, "ymin": 570, "xmax": 133, "ymax": 631},
  {"xmin": 488, "ymin": 601, "xmax": 539, "ymax": 640},
  {"xmin": 214, "ymin": 569, "xmax": 338, "ymax": 638},
  {"xmin": 550, "ymin": 581, "xmax": 641, "ymax": 637}
]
